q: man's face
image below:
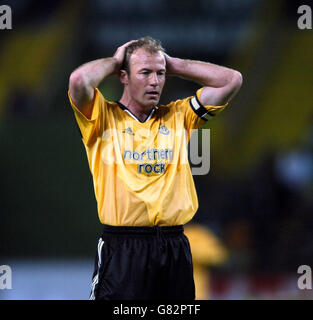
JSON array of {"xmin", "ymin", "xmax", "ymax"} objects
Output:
[{"xmin": 125, "ymin": 48, "xmax": 166, "ymax": 108}]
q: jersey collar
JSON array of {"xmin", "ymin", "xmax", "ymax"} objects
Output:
[{"xmin": 116, "ymin": 101, "xmax": 156, "ymax": 123}]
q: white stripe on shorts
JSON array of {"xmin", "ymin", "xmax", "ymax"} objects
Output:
[{"xmin": 89, "ymin": 238, "xmax": 104, "ymax": 300}]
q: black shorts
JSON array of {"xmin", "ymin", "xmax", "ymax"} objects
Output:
[{"xmin": 89, "ymin": 225, "xmax": 195, "ymax": 300}]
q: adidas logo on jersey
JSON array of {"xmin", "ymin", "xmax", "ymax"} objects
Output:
[{"xmin": 123, "ymin": 127, "xmax": 135, "ymax": 136}]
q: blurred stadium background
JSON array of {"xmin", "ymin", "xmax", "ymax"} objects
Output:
[{"xmin": 0, "ymin": 0, "xmax": 312, "ymax": 299}]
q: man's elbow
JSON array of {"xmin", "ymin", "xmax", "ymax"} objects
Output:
[
  {"xmin": 69, "ymin": 70, "xmax": 94, "ymax": 110},
  {"xmin": 69, "ymin": 70, "xmax": 88, "ymax": 92},
  {"xmin": 231, "ymin": 70, "xmax": 243, "ymax": 91},
  {"xmin": 221, "ymin": 70, "xmax": 242, "ymax": 104}
]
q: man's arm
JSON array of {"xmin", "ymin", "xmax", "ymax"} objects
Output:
[
  {"xmin": 69, "ymin": 41, "xmax": 135, "ymax": 118},
  {"xmin": 165, "ymin": 54, "xmax": 242, "ymax": 106}
]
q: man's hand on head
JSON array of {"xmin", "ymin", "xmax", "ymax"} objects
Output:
[
  {"xmin": 113, "ymin": 40, "xmax": 137, "ymax": 73},
  {"xmin": 164, "ymin": 53, "xmax": 177, "ymax": 75}
]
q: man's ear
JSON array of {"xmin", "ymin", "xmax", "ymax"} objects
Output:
[{"xmin": 119, "ymin": 70, "xmax": 129, "ymax": 85}]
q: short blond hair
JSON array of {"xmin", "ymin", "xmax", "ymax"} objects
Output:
[{"xmin": 122, "ymin": 36, "xmax": 165, "ymax": 74}]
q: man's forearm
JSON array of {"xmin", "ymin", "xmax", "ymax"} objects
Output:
[
  {"xmin": 69, "ymin": 57, "xmax": 119, "ymax": 110},
  {"xmin": 166, "ymin": 55, "xmax": 242, "ymax": 105},
  {"xmin": 167, "ymin": 57, "xmax": 237, "ymax": 88},
  {"xmin": 70, "ymin": 57, "xmax": 118, "ymax": 92},
  {"xmin": 69, "ymin": 41, "xmax": 134, "ymax": 111}
]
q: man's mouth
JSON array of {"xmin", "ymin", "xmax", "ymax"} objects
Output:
[{"xmin": 145, "ymin": 91, "xmax": 159, "ymax": 97}]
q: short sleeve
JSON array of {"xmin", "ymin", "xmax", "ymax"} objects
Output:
[
  {"xmin": 68, "ymin": 88, "xmax": 105, "ymax": 146},
  {"xmin": 186, "ymin": 88, "xmax": 228, "ymax": 130},
  {"xmin": 189, "ymin": 88, "xmax": 228, "ymax": 128},
  {"xmin": 196, "ymin": 88, "xmax": 228, "ymax": 117}
]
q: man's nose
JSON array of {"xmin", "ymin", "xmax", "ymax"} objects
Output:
[{"xmin": 149, "ymin": 72, "xmax": 158, "ymax": 86}]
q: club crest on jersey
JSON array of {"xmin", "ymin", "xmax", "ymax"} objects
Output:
[
  {"xmin": 159, "ymin": 124, "xmax": 170, "ymax": 135},
  {"xmin": 123, "ymin": 127, "xmax": 135, "ymax": 136}
]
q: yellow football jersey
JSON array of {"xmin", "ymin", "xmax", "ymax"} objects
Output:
[{"xmin": 68, "ymin": 88, "xmax": 227, "ymax": 226}]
